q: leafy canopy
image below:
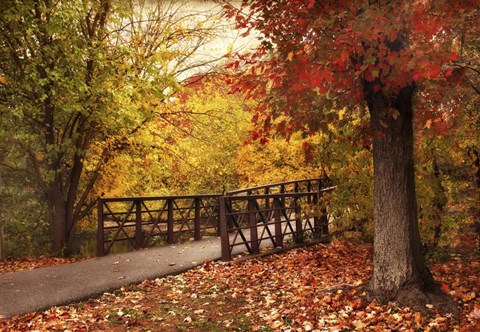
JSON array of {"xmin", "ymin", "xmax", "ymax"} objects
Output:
[{"xmin": 224, "ymin": 0, "xmax": 479, "ymax": 138}]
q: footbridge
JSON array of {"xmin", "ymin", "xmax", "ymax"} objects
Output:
[{"xmin": 96, "ymin": 178, "xmax": 335, "ymax": 260}]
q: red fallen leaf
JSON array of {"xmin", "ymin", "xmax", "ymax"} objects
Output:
[
  {"xmin": 0, "ymin": 256, "xmax": 89, "ymax": 274},
  {"xmin": 2, "ymin": 241, "xmax": 479, "ymax": 331},
  {"xmin": 440, "ymin": 283, "xmax": 450, "ymax": 292}
]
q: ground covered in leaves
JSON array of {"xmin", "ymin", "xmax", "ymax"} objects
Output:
[
  {"xmin": 1, "ymin": 241, "xmax": 479, "ymax": 331},
  {"xmin": 0, "ymin": 256, "xmax": 87, "ymax": 274}
]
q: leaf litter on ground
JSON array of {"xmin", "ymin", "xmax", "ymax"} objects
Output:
[
  {"xmin": 0, "ymin": 256, "xmax": 88, "ymax": 274},
  {"xmin": 1, "ymin": 240, "xmax": 479, "ymax": 331}
]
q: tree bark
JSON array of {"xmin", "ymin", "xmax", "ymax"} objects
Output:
[
  {"xmin": 0, "ymin": 223, "xmax": 5, "ymax": 259},
  {"xmin": 49, "ymin": 177, "xmax": 67, "ymax": 252},
  {"xmin": 366, "ymin": 84, "xmax": 435, "ymax": 302},
  {"xmin": 0, "ymin": 172, "xmax": 4, "ymax": 259}
]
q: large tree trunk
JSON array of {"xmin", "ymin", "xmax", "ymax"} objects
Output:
[{"xmin": 366, "ymin": 84, "xmax": 435, "ymax": 302}]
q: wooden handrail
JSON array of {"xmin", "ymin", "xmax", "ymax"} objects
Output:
[
  {"xmin": 226, "ymin": 178, "xmax": 324, "ymax": 195},
  {"xmin": 99, "ymin": 193, "xmax": 222, "ymax": 203},
  {"xmin": 97, "ymin": 179, "xmax": 335, "ymax": 257}
]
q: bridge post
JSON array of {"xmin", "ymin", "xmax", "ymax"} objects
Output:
[
  {"xmin": 313, "ymin": 181, "xmax": 321, "ymax": 237},
  {"xmin": 96, "ymin": 198, "xmax": 105, "ymax": 257},
  {"xmin": 194, "ymin": 198, "xmax": 201, "ymax": 241},
  {"xmin": 167, "ymin": 199, "xmax": 174, "ymax": 244},
  {"xmin": 135, "ymin": 200, "xmax": 143, "ymax": 249},
  {"xmin": 274, "ymin": 197, "xmax": 283, "ymax": 247},
  {"xmin": 280, "ymin": 184, "xmax": 285, "ymax": 209},
  {"xmin": 219, "ymin": 196, "xmax": 231, "ymax": 261},
  {"xmin": 225, "ymin": 199, "xmax": 234, "ymax": 233},
  {"xmin": 248, "ymin": 198, "xmax": 260, "ymax": 254},
  {"xmin": 294, "ymin": 194, "xmax": 303, "ymax": 244},
  {"xmin": 264, "ymin": 187, "xmax": 270, "ymax": 210},
  {"xmin": 307, "ymin": 181, "xmax": 312, "ymax": 204}
]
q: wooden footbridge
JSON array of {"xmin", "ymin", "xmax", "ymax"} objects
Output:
[{"xmin": 97, "ymin": 178, "xmax": 335, "ymax": 260}]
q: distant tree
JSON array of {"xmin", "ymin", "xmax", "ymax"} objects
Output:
[
  {"xmin": 92, "ymin": 76, "xmax": 252, "ymax": 198},
  {"xmin": 0, "ymin": 0, "xmax": 225, "ymax": 254},
  {"xmin": 224, "ymin": 0, "xmax": 479, "ymax": 304}
]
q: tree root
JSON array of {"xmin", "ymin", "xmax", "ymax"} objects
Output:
[{"xmin": 395, "ymin": 286, "xmax": 460, "ymax": 319}]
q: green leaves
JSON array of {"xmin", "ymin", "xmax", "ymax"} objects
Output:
[{"xmin": 0, "ymin": 0, "xmax": 236, "ymax": 253}]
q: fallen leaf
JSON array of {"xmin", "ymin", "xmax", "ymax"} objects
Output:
[
  {"xmin": 287, "ymin": 51, "xmax": 294, "ymax": 61},
  {"xmin": 471, "ymin": 307, "xmax": 480, "ymax": 320}
]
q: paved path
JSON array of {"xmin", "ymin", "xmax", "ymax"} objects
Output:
[{"xmin": 0, "ymin": 236, "xmax": 237, "ymax": 319}]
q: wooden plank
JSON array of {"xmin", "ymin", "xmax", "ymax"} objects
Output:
[
  {"xmin": 219, "ymin": 196, "xmax": 231, "ymax": 261},
  {"xmin": 194, "ymin": 198, "xmax": 201, "ymax": 241},
  {"xmin": 248, "ymin": 198, "xmax": 259, "ymax": 254},
  {"xmin": 96, "ymin": 198, "xmax": 105, "ymax": 257},
  {"xmin": 167, "ymin": 199, "xmax": 174, "ymax": 244},
  {"xmin": 274, "ymin": 198, "xmax": 283, "ymax": 247},
  {"xmin": 135, "ymin": 200, "xmax": 143, "ymax": 249}
]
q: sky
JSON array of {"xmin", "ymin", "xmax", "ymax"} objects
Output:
[{"xmin": 160, "ymin": 0, "xmax": 258, "ymax": 80}]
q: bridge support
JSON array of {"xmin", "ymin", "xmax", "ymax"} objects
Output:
[
  {"xmin": 135, "ymin": 200, "xmax": 143, "ymax": 249},
  {"xmin": 219, "ymin": 196, "xmax": 231, "ymax": 261},
  {"xmin": 96, "ymin": 198, "xmax": 105, "ymax": 257}
]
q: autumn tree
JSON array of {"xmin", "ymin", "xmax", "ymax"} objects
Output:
[
  {"xmin": 235, "ymin": 131, "xmax": 320, "ymax": 186},
  {"xmin": 90, "ymin": 76, "xmax": 252, "ymax": 200},
  {"xmin": 457, "ymin": 35, "xmax": 480, "ymax": 243},
  {"xmin": 165, "ymin": 77, "xmax": 252, "ymax": 194},
  {"xmin": 224, "ymin": 0, "xmax": 479, "ymax": 303},
  {"xmin": 0, "ymin": 0, "xmax": 226, "ymax": 254}
]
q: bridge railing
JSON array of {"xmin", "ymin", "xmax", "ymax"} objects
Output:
[
  {"xmin": 219, "ymin": 187, "xmax": 335, "ymax": 261},
  {"xmin": 97, "ymin": 194, "xmax": 221, "ymax": 256},
  {"xmin": 96, "ymin": 178, "xmax": 334, "ymax": 257},
  {"xmin": 226, "ymin": 178, "xmax": 324, "ymax": 196}
]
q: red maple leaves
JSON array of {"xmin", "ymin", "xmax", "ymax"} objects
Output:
[
  {"xmin": 222, "ymin": 0, "xmax": 478, "ymax": 141},
  {"xmin": 2, "ymin": 241, "xmax": 479, "ymax": 331}
]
